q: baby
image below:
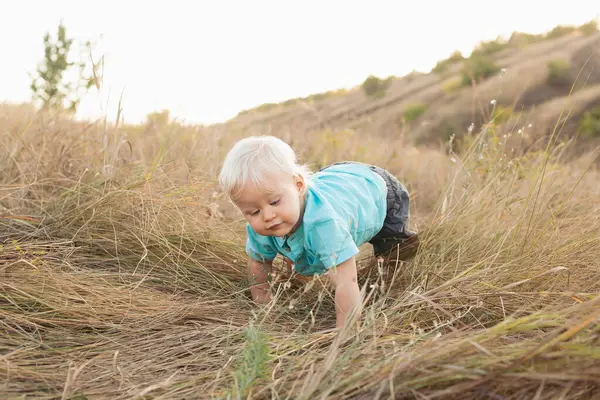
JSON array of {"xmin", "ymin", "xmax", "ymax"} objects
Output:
[{"xmin": 218, "ymin": 135, "xmax": 417, "ymax": 329}]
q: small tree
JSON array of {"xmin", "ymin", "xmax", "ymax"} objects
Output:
[
  {"xmin": 30, "ymin": 22, "xmax": 96, "ymax": 113},
  {"xmin": 361, "ymin": 75, "xmax": 392, "ymax": 98},
  {"xmin": 461, "ymin": 56, "xmax": 500, "ymax": 86}
]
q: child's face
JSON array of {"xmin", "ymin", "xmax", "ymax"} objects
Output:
[{"xmin": 233, "ymin": 172, "xmax": 305, "ymax": 237}]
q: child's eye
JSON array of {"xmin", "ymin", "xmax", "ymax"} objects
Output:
[
  {"xmin": 270, "ymin": 199, "xmax": 280, "ymax": 206},
  {"xmin": 250, "ymin": 210, "xmax": 260, "ymax": 216}
]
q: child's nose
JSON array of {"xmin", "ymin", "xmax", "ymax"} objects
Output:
[{"xmin": 263, "ymin": 207, "xmax": 275, "ymax": 222}]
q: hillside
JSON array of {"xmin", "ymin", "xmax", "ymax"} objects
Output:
[{"xmin": 224, "ymin": 29, "xmax": 600, "ymax": 155}]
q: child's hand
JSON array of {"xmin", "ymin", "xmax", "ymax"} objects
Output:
[
  {"xmin": 326, "ymin": 256, "xmax": 362, "ymax": 329},
  {"xmin": 247, "ymin": 258, "xmax": 273, "ymax": 304},
  {"xmin": 253, "ymin": 289, "xmax": 272, "ymax": 304},
  {"xmin": 283, "ymin": 257, "xmax": 294, "ymax": 274}
]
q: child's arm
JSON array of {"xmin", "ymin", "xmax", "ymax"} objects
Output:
[
  {"xmin": 247, "ymin": 257, "xmax": 274, "ymax": 304},
  {"xmin": 326, "ymin": 256, "xmax": 362, "ymax": 329}
]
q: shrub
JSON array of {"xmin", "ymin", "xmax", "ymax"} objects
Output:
[
  {"xmin": 547, "ymin": 59, "xmax": 571, "ymax": 86},
  {"xmin": 431, "ymin": 51, "xmax": 464, "ymax": 74},
  {"xmin": 447, "ymin": 50, "xmax": 465, "ymax": 63},
  {"xmin": 578, "ymin": 20, "xmax": 599, "ymax": 35},
  {"xmin": 546, "ymin": 25, "xmax": 576, "ymax": 39},
  {"xmin": 579, "ymin": 106, "xmax": 600, "ymax": 138},
  {"xmin": 402, "ymin": 103, "xmax": 427, "ymax": 122},
  {"xmin": 439, "ymin": 119, "xmax": 460, "ymax": 143},
  {"xmin": 442, "ymin": 77, "xmax": 463, "ymax": 95},
  {"xmin": 361, "ymin": 75, "xmax": 393, "ymax": 98},
  {"xmin": 461, "ymin": 56, "xmax": 500, "ymax": 86},
  {"xmin": 507, "ymin": 31, "xmax": 544, "ymax": 48},
  {"xmin": 471, "ymin": 38, "xmax": 507, "ymax": 57}
]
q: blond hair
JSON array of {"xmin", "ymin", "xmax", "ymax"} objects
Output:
[{"xmin": 218, "ymin": 135, "xmax": 312, "ymax": 199}]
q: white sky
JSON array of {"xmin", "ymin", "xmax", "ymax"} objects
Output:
[{"xmin": 2, "ymin": 0, "xmax": 599, "ymax": 125}]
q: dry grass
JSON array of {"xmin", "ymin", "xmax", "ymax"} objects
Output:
[{"xmin": 1, "ymin": 100, "xmax": 600, "ymax": 400}]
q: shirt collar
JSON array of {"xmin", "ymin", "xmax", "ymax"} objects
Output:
[{"xmin": 276, "ymin": 222, "xmax": 304, "ymax": 247}]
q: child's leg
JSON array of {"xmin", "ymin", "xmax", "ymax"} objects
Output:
[
  {"xmin": 368, "ymin": 166, "xmax": 419, "ymax": 261},
  {"xmin": 375, "ymin": 232, "xmax": 420, "ymax": 263}
]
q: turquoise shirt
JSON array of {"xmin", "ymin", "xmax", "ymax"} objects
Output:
[{"xmin": 245, "ymin": 162, "xmax": 387, "ymax": 276}]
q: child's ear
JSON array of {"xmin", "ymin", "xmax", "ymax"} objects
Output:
[{"xmin": 295, "ymin": 174, "xmax": 306, "ymax": 193}]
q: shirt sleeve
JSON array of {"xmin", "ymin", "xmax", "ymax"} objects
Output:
[
  {"xmin": 305, "ymin": 217, "xmax": 359, "ymax": 269},
  {"xmin": 245, "ymin": 224, "xmax": 278, "ymax": 262}
]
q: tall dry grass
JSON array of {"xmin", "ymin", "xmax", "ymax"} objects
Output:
[{"xmin": 1, "ymin": 101, "xmax": 599, "ymax": 399}]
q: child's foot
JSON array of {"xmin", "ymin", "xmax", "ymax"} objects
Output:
[{"xmin": 386, "ymin": 232, "xmax": 420, "ymax": 262}]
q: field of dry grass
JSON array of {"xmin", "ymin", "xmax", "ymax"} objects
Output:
[{"xmin": 1, "ymin": 95, "xmax": 599, "ymax": 400}]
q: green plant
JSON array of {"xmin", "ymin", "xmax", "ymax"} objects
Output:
[
  {"xmin": 403, "ymin": 103, "xmax": 427, "ymax": 122},
  {"xmin": 578, "ymin": 20, "xmax": 599, "ymax": 35},
  {"xmin": 461, "ymin": 56, "xmax": 500, "ymax": 86},
  {"xmin": 431, "ymin": 51, "xmax": 464, "ymax": 74},
  {"xmin": 490, "ymin": 105, "xmax": 514, "ymax": 125},
  {"xmin": 361, "ymin": 75, "xmax": 393, "ymax": 98},
  {"xmin": 230, "ymin": 324, "xmax": 271, "ymax": 398},
  {"xmin": 442, "ymin": 77, "xmax": 463, "ymax": 95},
  {"xmin": 471, "ymin": 38, "xmax": 507, "ymax": 57},
  {"xmin": 578, "ymin": 106, "xmax": 600, "ymax": 138},
  {"xmin": 438, "ymin": 119, "xmax": 461, "ymax": 143},
  {"xmin": 546, "ymin": 25, "xmax": 576, "ymax": 39},
  {"xmin": 547, "ymin": 59, "xmax": 571, "ymax": 86},
  {"xmin": 507, "ymin": 31, "xmax": 544, "ymax": 48},
  {"xmin": 29, "ymin": 22, "xmax": 96, "ymax": 113}
]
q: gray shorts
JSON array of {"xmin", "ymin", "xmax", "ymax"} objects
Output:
[{"xmin": 318, "ymin": 162, "xmax": 414, "ymax": 257}]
